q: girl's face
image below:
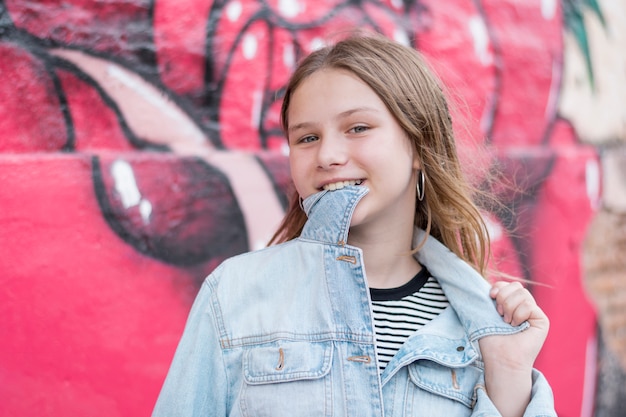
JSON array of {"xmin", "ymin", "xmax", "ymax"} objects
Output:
[{"xmin": 287, "ymin": 68, "xmax": 420, "ymax": 231}]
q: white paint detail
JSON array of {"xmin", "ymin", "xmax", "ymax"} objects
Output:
[
  {"xmin": 251, "ymin": 90, "xmax": 263, "ymax": 129},
  {"xmin": 309, "ymin": 37, "xmax": 325, "ymax": 52},
  {"xmin": 283, "ymin": 43, "xmax": 295, "ymax": 69},
  {"xmin": 469, "ymin": 15, "xmax": 493, "ymax": 66},
  {"xmin": 586, "ymin": 158, "xmax": 601, "ymax": 210},
  {"xmin": 111, "ymin": 159, "xmax": 153, "ymax": 224},
  {"xmin": 391, "ymin": 0, "xmax": 403, "ymax": 10},
  {"xmin": 393, "ymin": 29, "xmax": 410, "ymax": 47},
  {"xmin": 242, "ymin": 34, "xmax": 258, "ymax": 60},
  {"xmin": 279, "ymin": 0, "xmax": 300, "ymax": 18},
  {"xmin": 111, "ymin": 160, "xmax": 141, "ymax": 209},
  {"xmin": 139, "ymin": 199, "xmax": 153, "ymax": 224},
  {"xmin": 541, "ymin": 0, "xmax": 557, "ymax": 20},
  {"xmin": 226, "ymin": 1, "xmax": 243, "ymax": 22},
  {"xmin": 483, "ymin": 213, "xmax": 503, "ymax": 241}
]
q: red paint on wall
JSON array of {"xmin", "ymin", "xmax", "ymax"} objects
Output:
[
  {"xmin": 0, "ymin": 155, "xmax": 199, "ymax": 416},
  {"xmin": 0, "ymin": 0, "xmax": 602, "ymax": 416},
  {"xmin": 0, "ymin": 41, "xmax": 68, "ymax": 152}
]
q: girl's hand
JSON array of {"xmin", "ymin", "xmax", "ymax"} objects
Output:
[
  {"xmin": 478, "ymin": 281, "xmax": 550, "ymax": 417},
  {"xmin": 484, "ymin": 281, "xmax": 550, "ymax": 369}
]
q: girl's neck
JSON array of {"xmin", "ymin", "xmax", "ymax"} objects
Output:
[{"xmin": 348, "ymin": 221, "xmax": 421, "ymax": 289}]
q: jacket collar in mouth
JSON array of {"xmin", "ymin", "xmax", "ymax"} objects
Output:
[{"xmin": 299, "ymin": 186, "xmax": 369, "ymax": 245}]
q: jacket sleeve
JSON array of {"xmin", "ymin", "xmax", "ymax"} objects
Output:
[
  {"xmin": 472, "ymin": 369, "xmax": 557, "ymax": 417},
  {"xmin": 152, "ymin": 274, "xmax": 228, "ymax": 417}
]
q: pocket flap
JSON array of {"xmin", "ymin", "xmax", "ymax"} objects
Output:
[
  {"xmin": 408, "ymin": 360, "xmax": 481, "ymax": 407},
  {"xmin": 243, "ymin": 341, "xmax": 333, "ymax": 384}
]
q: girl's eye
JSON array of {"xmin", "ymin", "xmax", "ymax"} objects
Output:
[
  {"xmin": 350, "ymin": 125, "xmax": 369, "ymax": 134},
  {"xmin": 299, "ymin": 135, "xmax": 318, "ymax": 144}
]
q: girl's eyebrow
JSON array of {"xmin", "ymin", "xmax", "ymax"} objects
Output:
[
  {"xmin": 288, "ymin": 121, "xmax": 315, "ymax": 133},
  {"xmin": 288, "ymin": 107, "xmax": 379, "ymax": 133},
  {"xmin": 337, "ymin": 106, "xmax": 378, "ymax": 119}
]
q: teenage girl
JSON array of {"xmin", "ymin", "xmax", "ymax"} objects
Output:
[{"xmin": 153, "ymin": 33, "xmax": 555, "ymax": 417}]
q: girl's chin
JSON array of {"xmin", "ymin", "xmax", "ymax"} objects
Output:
[{"xmin": 348, "ymin": 208, "xmax": 368, "ymax": 229}]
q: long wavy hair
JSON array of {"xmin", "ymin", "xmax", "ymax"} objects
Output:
[{"xmin": 269, "ymin": 33, "xmax": 492, "ymax": 276}]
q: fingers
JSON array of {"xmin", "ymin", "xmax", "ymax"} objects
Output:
[{"xmin": 489, "ymin": 281, "xmax": 542, "ymax": 327}]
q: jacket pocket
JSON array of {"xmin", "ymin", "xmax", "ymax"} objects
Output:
[
  {"xmin": 240, "ymin": 341, "xmax": 333, "ymax": 417},
  {"xmin": 406, "ymin": 360, "xmax": 482, "ymax": 412}
]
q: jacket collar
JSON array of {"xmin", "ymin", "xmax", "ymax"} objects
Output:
[
  {"xmin": 381, "ymin": 232, "xmax": 528, "ymax": 383},
  {"xmin": 300, "ymin": 186, "xmax": 369, "ymax": 245},
  {"xmin": 413, "ymin": 228, "xmax": 528, "ymax": 342}
]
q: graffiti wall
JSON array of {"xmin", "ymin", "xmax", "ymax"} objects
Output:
[{"xmin": 0, "ymin": 0, "xmax": 623, "ymax": 416}]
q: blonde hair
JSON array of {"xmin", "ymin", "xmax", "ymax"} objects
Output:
[{"xmin": 270, "ymin": 33, "xmax": 492, "ymax": 276}]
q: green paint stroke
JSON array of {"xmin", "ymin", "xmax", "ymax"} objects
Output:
[{"xmin": 562, "ymin": 0, "xmax": 607, "ymax": 89}]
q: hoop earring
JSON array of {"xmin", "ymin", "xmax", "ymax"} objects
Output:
[
  {"xmin": 416, "ymin": 170, "xmax": 425, "ymax": 202},
  {"xmin": 298, "ymin": 196, "xmax": 305, "ymax": 211}
]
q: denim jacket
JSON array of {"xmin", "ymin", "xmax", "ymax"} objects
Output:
[{"xmin": 153, "ymin": 186, "xmax": 556, "ymax": 417}]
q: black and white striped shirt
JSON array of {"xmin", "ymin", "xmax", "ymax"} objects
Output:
[{"xmin": 370, "ymin": 268, "xmax": 449, "ymax": 372}]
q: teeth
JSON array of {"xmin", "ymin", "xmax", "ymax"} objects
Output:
[{"xmin": 322, "ymin": 179, "xmax": 363, "ymax": 191}]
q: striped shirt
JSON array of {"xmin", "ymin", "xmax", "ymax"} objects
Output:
[{"xmin": 370, "ymin": 268, "xmax": 449, "ymax": 372}]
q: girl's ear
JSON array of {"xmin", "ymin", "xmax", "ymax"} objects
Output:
[
  {"xmin": 409, "ymin": 137, "xmax": 421, "ymax": 170},
  {"xmin": 412, "ymin": 148, "xmax": 421, "ymax": 170},
  {"xmin": 412, "ymin": 157, "xmax": 421, "ymax": 170}
]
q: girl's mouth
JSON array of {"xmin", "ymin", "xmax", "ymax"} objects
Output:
[{"xmin": 321, "ymin": 179, "xmax": 364, "ymax": 191}]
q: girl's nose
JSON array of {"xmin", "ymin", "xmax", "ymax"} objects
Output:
[{"xmin": 316, "ymin": 136, "xmax": 348, "ymax": 169}]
